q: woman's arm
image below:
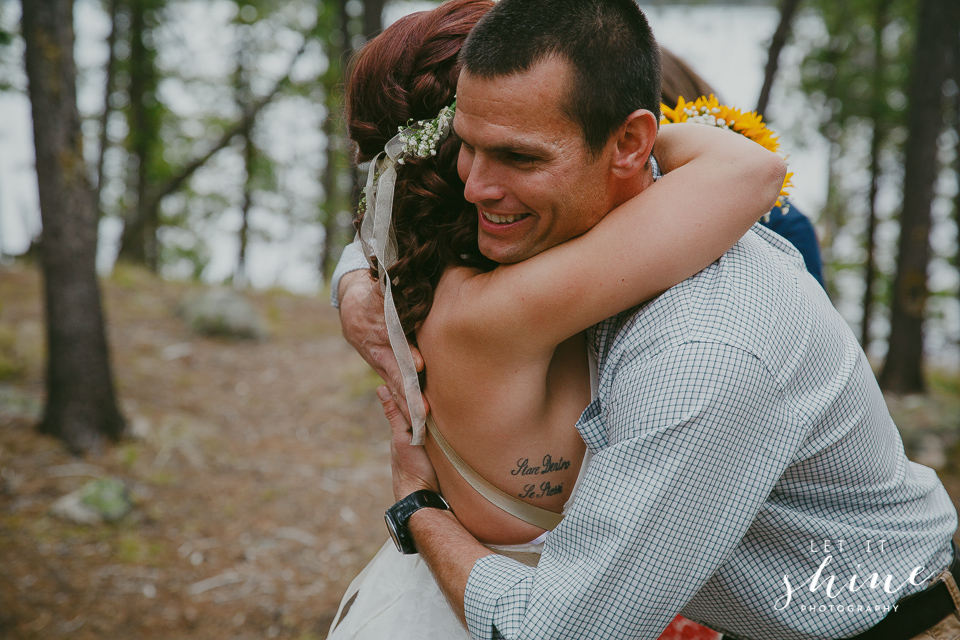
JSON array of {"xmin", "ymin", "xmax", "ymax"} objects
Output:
[{"xmin": 448, "ymin": 122, "xmax": 786, "ymax": 354}]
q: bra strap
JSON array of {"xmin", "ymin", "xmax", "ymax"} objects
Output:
[{"xmin": 426, "ymin": 415, "xmax": 564, "ymax": 531}]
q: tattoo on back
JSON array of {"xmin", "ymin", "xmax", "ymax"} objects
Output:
[
  {"xmin": 520, "ymin": 481, "xmax": 564, "ymax": 499},
  {"xmin": 511, "ymin": 454, "xmax": 571, "ymax": 499},
  {"xmin": 510, "ymin": 454, "xmax": 571, "ymax": 477}
]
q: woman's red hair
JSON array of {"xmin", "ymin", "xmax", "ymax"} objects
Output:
[{"xmin": 347, "ymin": 0, "xmax": 496, "ymax": 341}]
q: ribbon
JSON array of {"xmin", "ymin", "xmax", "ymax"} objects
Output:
[{"xmin": 357, "ymin": 111, "xmax": 453, "ymax": 445}]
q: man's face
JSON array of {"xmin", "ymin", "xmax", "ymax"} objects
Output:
[{"xmin": 454, "ymin": 57, "xmax": 617, "ymax": 264}]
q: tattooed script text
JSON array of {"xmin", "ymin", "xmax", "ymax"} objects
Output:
[{"xmin": 512, "ymin": 455, "xmax": 571, "ymax": 498}]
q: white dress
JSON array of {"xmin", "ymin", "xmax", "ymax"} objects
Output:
[
  {"xmin": 326, "ymin": 537, "xmax": 549, "ymax": 639},
  {"xmin": 327, "ymin": 351, "xmax": 597, "ymax": 640}
]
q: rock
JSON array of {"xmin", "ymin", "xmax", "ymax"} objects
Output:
[
  {"xmin": 161, "ymin": 342, "xmax": 193, "ymax": 361},
  {"xmin": 81, "ymin": 478, "xmax": 132, "ymax": 521},
  {"xmin": 51, "ymin": 478, "xmax": 132, "ymax": 524},
  {"xmin": 46, "ymin": 463, "xmax": 105, "ymax": 478},
  {"xmin": 130, "ymin": 415, "xmax": 152, "ymax": 440},
  {"xmin": 179, "ymin": 288, "xmax": 266, "ymax": 340},
  {"xmin": 274, "ymin": 527, "xmax": 319, "ymax": 547},
  {"xmin": 0, "ymin": 383, "xmax": 42, "ymax": 420},
  {"xmin": 50, "ymin": 492, "xmax": 101, "ymax": 525}
]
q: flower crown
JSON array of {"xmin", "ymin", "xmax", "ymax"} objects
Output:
[
  {"xmin": 358, "ymin": 102, "xmax": 456, "ymax": 215},
  {"xmin": 660, "ymin": 94, "xmax": 793, "ymax": 214},
  {"xmin": 397, "ymin": 103, "xmax": 456, "ymax": 164}
]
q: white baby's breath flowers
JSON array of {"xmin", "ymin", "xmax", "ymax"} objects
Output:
[
  {"xmin": 396, "ymin": 103, "xmax": 456, "ymax": 164},
  {"xmin": 680, "ymin": 105, "xmax": 737, "ymax": 131},
  {"xmin": 358, "ymin": 101, "xmax": 456, "ymax": 215}
]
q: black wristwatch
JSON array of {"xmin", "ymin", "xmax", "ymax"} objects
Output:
[{"xmin": 384, "ymin": 489, "xmax": 451, "ymax": 554}]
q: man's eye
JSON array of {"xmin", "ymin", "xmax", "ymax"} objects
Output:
[{"xmin": 507, "ymin": 152, "xmax": 535, "ymax": 164}]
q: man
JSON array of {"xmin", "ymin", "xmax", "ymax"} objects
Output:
[{"xmin": 332, "ymin": 1, "xmax": 958, "ymax": 638}]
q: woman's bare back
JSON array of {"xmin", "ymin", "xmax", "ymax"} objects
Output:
[{"xmin": 417, "ymin": 266, "xmax": 590, "ymax": 545}]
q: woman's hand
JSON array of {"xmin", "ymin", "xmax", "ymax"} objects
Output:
[{"xmin": 378, "ymin": 386, "xmax": 440, "ymax": 500}]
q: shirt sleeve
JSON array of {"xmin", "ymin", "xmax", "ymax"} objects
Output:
[
  {"xmin": 465, "ymin": 341, "xmax": 799, "ymax": 640},
  {"xmin": 330, "ymin": 240, "xmax": 368, "ymax": 309}
]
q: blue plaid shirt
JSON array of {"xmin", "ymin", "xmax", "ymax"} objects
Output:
[{"xmin": 462, "ymin": 226, "xmax": 957, "ymax": 640}]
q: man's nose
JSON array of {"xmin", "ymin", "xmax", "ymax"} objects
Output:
[{"xmin": 461, "ymin": 152, "xmax": 505, "ymax": 205}]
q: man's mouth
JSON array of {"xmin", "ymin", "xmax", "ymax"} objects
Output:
[{"xmin": 481, "ymin": 209, "xmax": 529, "ymax": 225}]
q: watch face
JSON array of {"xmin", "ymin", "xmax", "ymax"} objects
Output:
[
  {"xmin": 385, "ymin": 513, "xmax": 403, "ymax": 553},
  {"xmin": 384, "ymin": 490, "xmax": 448, "ymax": 555}
]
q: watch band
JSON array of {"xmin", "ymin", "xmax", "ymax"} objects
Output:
[{"xmin": 384, "ymin": 489, "xmax": 451, "ymax": 554}]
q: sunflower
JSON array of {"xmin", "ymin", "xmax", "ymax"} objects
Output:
[{"xmin": 661, "ymin": 94, "xmax": 793, "ymax": 211}]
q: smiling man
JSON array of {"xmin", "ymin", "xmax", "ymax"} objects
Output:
[
  {"xmin": 453, "ymin": 55, "xmax": 653, "ymax": 266},
  {"xmin": 331, "ymin": 1, "xmax": 959, "ymax": 639}
]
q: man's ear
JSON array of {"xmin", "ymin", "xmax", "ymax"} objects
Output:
[{"xmin": 610, "ymin": 109, "xmax": 658, "ymax": 178}]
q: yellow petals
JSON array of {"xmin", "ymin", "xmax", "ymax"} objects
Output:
[{"xmin": 660, "ymin": 95, "xmax": 792, "ymax": 204}]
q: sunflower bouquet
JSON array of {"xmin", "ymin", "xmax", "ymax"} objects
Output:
[{"xmin": 660, "ymin": 94, "xmax": 793, "ymax": 214}]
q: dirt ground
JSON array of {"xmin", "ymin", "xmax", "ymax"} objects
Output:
[
  {"xmin": 0, "ymin": 264, "xmax": 393, "ymax": 639},
  {"xmin": 0, "ymin": 262, "xmax": 958, "ymax": 640}
]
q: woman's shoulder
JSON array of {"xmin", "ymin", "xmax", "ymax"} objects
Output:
[
  {"xmin": 419, "ymin": 265, "xmax": 487, "ymax": 342},
  {"xmin": 421, "ymin": 262, "xmax": 559, "ymax": 360},
  {"xmin": 418, "ymin": 263, "xmax": 547, "ymax": 366}
]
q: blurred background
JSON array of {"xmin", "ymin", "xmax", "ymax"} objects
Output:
[{"xmin": 0, "ymin": 0, "xmax": 958, "ymax": 638}]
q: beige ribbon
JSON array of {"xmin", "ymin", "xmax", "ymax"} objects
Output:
[
  {"xmin": 357, "ymin": 117, "xmax": 452, "ymax": 445},
  {"xmin": 426, "ymin": 415, "xmax": 564, "ymax": 531}
]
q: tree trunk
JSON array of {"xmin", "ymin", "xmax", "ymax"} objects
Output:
[
  {"xmin": 819, "ymin": 137, "xmax": 844, "ymax": 299},
  {"xmin": 117, "ymin": 0, "xmax": 160, "ymax": 270},
  {"xmin": 318, "ymin": 109, "xmax": 339, "ymax": 282},
  {"xmin": 234, "ymin": 36, "xmax": 254, "ymax": 288},
  {"xmin": 22, "ymin": 0, "xmax": 125, "ymax": 453},
  {"xmin": 879, "ymin": 0, "xmax": 959, "ymax": 393},
  {"xmin": 317, "ymin": 0, "xmax": 365, "ymax": 283},
  {"xmin": 861, "ymin": 138, "xmax": 880, "ymax": 349},
  {"xmin": 861, "ymin": 0, "xmax": 891, "ymax": 350},
  {"xmin": 237, "ymin": 130, "xmax": 253, "ymax": 287},
  {"xmin": 952, "ymin": 17, "xmax": 960, "ymax": 360},
  {"xmin": 94, "ymin": 0, "xmax": 119, "ymax": 211},
  {"xmin": 756, "ymin": 0, "xmax": 802, "ymax": 118},
  {"xmin": 362, "ymin": 0, "xmax": 386, "ymax": 41}
]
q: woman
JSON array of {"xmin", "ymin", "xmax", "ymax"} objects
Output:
[{"xmin": 329, "ymin": 0, "xmax": 785, "ymax": 637}]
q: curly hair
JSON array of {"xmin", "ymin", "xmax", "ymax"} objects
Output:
[{"xmin": 346, "ymin": 0, "xmax": 497, "ymax": 343}]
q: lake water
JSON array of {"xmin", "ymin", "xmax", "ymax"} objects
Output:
[{"xmin": 0, "ymin": 1, "xmax": 957, "ymax": 369}]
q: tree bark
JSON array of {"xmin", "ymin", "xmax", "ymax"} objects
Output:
[
  {"xmin": 860, "ymin": 0, "xmax": 891, "ymax": 350},
  {"xmin": 952, "ymin": 17, "xmax": 960, "ymax": 360},
  {"xmin": 22, "ymin": 0, "xmax": 125, "ymax": 453},
  {"xmin": 117, "ymin": 0, "xmax": 160, "ymax": 269},
  {"xmin": 318, "ymin": 106, "xmax": 339, "ymax": 282},
  {"xmin": 756, "ymin": 0, "xmax": 802, "ymax": 118},
  {"xmin": 362, "ymin": 0, "xmax": 386, "ymax": 41},
  {"xmin": 236, "ymin": 129, "xmax": 253, "ymax": 287},
  {"xmin": 879, "ymin": 0, "xmax": 959, "ymax": 393},
  {"xmin": 315, "ymin": 0, "xmax": 360, "ymax": 284},
  {"xmin": 234, "ymin": 34, "xmax": 254, "ymax": 288},
  {"xmin": 94, "ymin": 0, "xmax": 119, "ymax": 211}
]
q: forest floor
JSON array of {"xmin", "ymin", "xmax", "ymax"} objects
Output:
[
  {"xmin": 0, "ymin": 261, "xmax": 959, "ymax": 640},
  {"xmin": 0, "ymin": 263, "xmax": 393, "ymax": 640}
]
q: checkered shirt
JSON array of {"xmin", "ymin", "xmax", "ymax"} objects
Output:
[{"xmin": 463, "ymin": 226, "xmax": 957, "ymax": 640}]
